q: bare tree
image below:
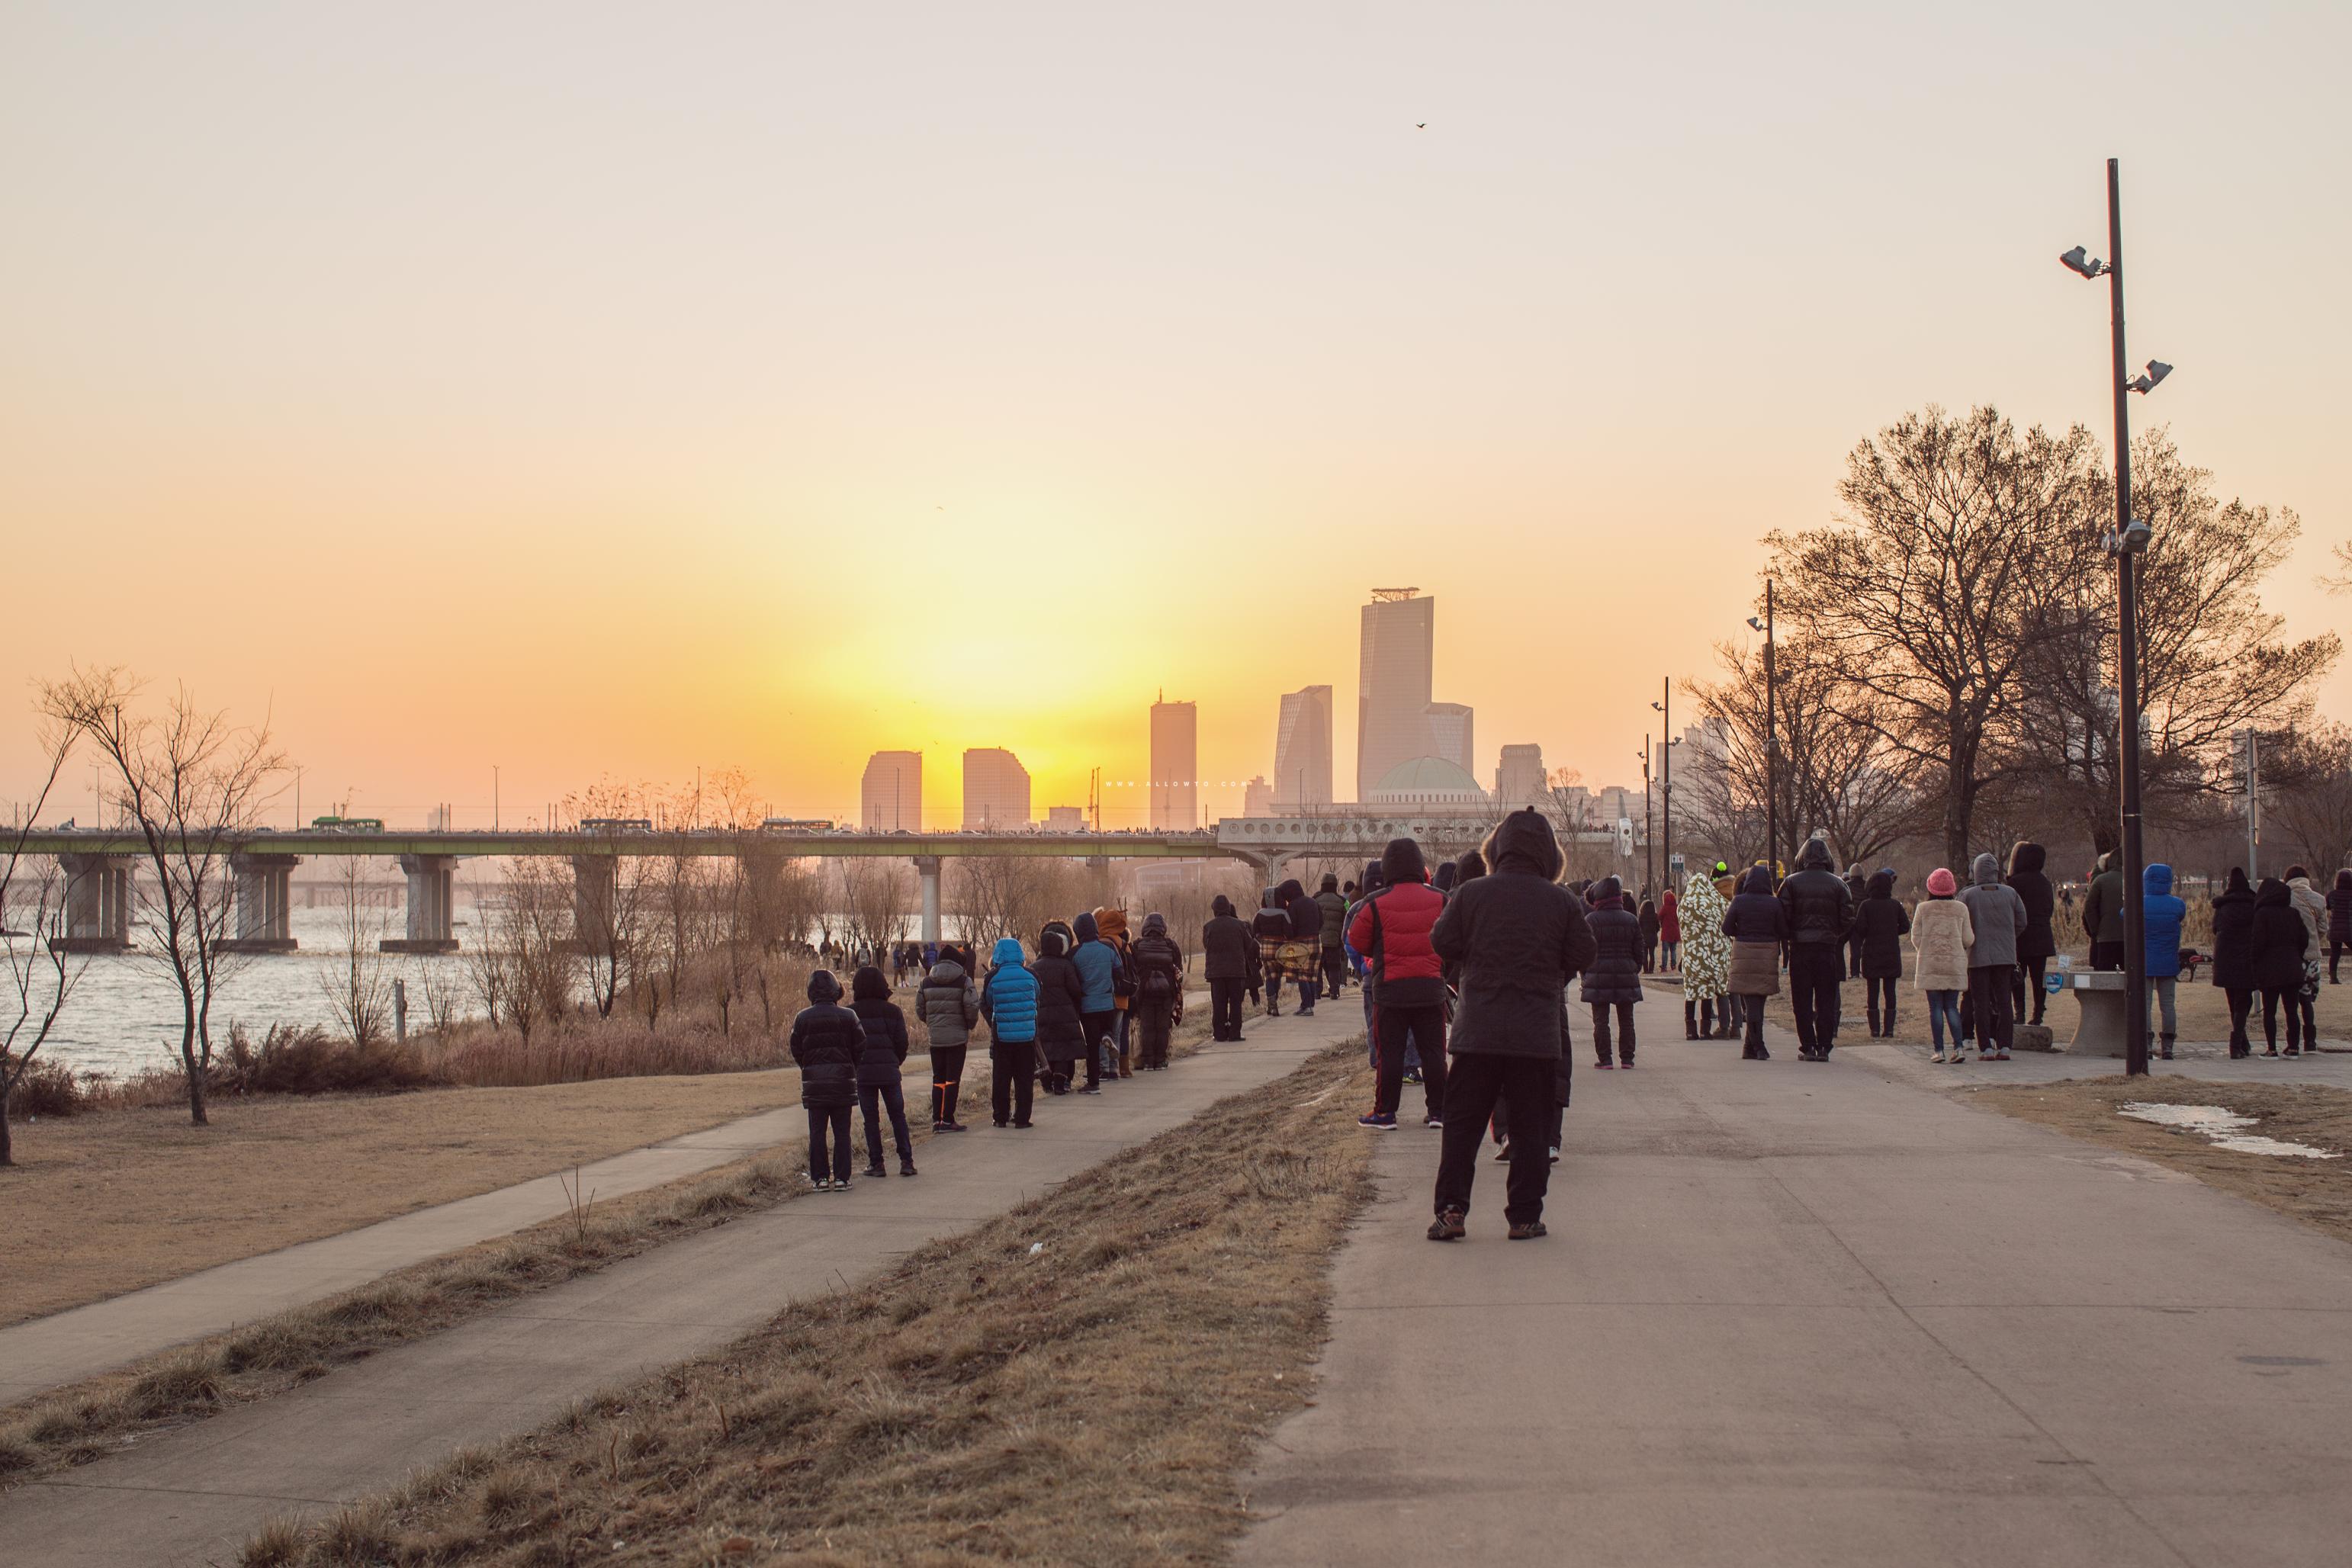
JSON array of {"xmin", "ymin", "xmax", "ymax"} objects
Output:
[
  {"xmin": 41, "ymin": 669, "xmax": 284, "ymax": 1126},
  {"xmin": 2, "ymin": 719, "xmax": 89, "ymax": 1166},
  {"xmin": 837, "ymin": 858, "xmax": 914, "ymax": 958},
  {"xmin": 2267, "ymin": 722, "xmax": 2352, "ymax": 877},
  {"xmin": 316, "ymin": 856, "xmax": 398, "ymax": 1046}
]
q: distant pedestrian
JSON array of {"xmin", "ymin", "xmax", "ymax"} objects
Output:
[
  {"xmin": 1094, "ymin": 906, "xmax": 1136, "ymax": 1075},
  {"xmin": 1779, "ymin": 839, "xmax": 1857, "ymax": 1060},
  {"xmin": 1072, "ymin": 910, "xmax": 1125, "ymax": 1091},
  {"xmin": 915, "ymin": 948, "xmax": 979, "ymax": 1131},
  {"xmin": 2007, "ymin": 842, "xmax": 2057, "ymax": 1027},
  {"xmin": 1253, "ymin": 889, "xmax": 1295, "ymax": 1018},
  {"xmin": 1658, "ymin": 886, "xmax": 1682, "ymax": 973},
  {"xmin": 1958, "ymin": 853, "xmax": 2027, "ymax": 1060},
  {"xmin": 978, "ymin": 937, "xmax": 1040, "ymax": 1128},
  {"xmin": 1030, "ymin": 921, "xmax": 1088, "ymax": 1094},
  {"xmin": 2254, "ymin": 876, "xmax": 2312, "ymax": 1056},
  {"xmin": 2285, "ymin": 866, "xmax": 2326, "ymax": 1046},
  {"xmin": 2083, "ymin": 852, "xmax": 2125, "ymax": 971},
  {"xmin": 849, "ymin": 966, "xmax": 916, "ymax": 1178},
  {"xmin": 1315, "ymin": 872, "xmax": 1350, "ymax": 999},
  {"xmin": 1581, "ymin": 876, "xmax": 1643, "ymax": 1068},
  {"xmin": 1854, "ymin": 869, "xmax": 1911, "ymax": 1037},
  {"xmin": 1280, "ymin": 878, "xmax": 1324, "ymax": 1016},
  {"xmin": 1842, "ymin": 869, "xmax": 1869, "ymax": 978},
  {"xmin": 1350, "ymin": 837, "xmax": 1449, "ymax": 1129},
  {"xmin": 2137, "ymin": 863, "xmax": 2187, "ymax": 1059},
  {"xmin": 1722, "ymin": 866, "xmax": 1786, "ymax": 1060},
  {"xmin": 1679, "ymin": 871, "xmax": 1730, "ymax": 1038},
  {"xmin": 2329, "ymin": 869, "xmax": 2352, "ymax": 984},
  {"xmin": 1910, "ymin": 870, "xmax": 1973, "ymax": 1062},
  {"xmin": 1637, "ymin": 894, "xmax": 1661, "ymax": 975},
  {"xmin": 1130, "ymin": 912, "xmax": 1185, "ymax": 1069},
  {"xmin": 1201, "ymin": 894, "xmax": 1253, "ymax": 1042},
  {"xmin": 2211, "ymin": 867, "xmax": 2258, "ymax": 1059},
  {"xmin": 789, "ymin": 970, "xmax": 863, "ymax": 1190}
]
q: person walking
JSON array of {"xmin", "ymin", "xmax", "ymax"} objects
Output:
[
  {"xmin": 1253, "ymin": 889, "xmax": 1295, "ymax": 1019},
  {"xmin": 1201, "ymin": 893, "xmax": 1253, "ymax": 1042},
  {"xmin": 1349, "ymin": 837, "xmax": 1451, "ymax": 1129},
  {"xmin": 1910, "ymin": 869, "xmax": 1974, "ymax": 1062},
  {"xmin": 1315, "ymin": 872, "xmax": 1351, "ymax": 1000},
  {"xmin": 2328, "ymin": 869, "xmax": 2352, "ymax": 985},
  {"xmin": 978, "ymin": 936, "xmax": 1041, "ymax": 1128},
  {"xmin": 916, "ymin": 948, "xmax": 980, "ymax": 1132},
  {"xmin": 849, "ymin": 966, "xmax": 917, "ymax": 1178},
  {"xmin": 1637, "ymin": 893, "xmax": 1661, "ymax": 975},
  {"xmin": 1958, "ymin": 853, "xmax": 2027, "ymax": 1060},
  {"xmin": 2285, "ymin": 866, "xmax": 2327, "ymax": 1047},
  {"xmin": 1679, "ymin": 869, "xmax": 1731, "ymax": 1039},
  {"xmin": 2210, "ymin": 867, "xmax": 2259, "ymax": 1059},
  {"xmin": 2254, "ymin": 876, "xmax": 2312, "ymax": 1056},
  {"xmin": 1071, "ymin": 910, "xmax": 1124, "ymax": 1092},
  {"xmin": 1030, "ymin": 921, "xmax": 1088, "ymax": 1095},
  {"xmin": 789, "ymin": 970, "xmax": 863, "ymax": 1190},
  {"xmin": 1843, "ymin": 869, "xmax": 1870, "ymax": 979},
  {"xmin": 1854, "ymin": 869, "xmax": 1911, "ymax": 1037},
  {"xmin": 2138, "ymin": 863, "xmax": 2187, "ymax": 1059},
  {"xmin": 1658, "ymin": 886, "xmax": 1682, "ymax": 972},
  {"xmin": 1425, "ymin": 808, "xmax": 1595, "ymax": 1242},
  {"xmin": 1093, "ymin": 906, "xmax": 1136, "ymax": 1077},
  {"xmin": 1129, "ymin": 911, "xmax": 1185, "ymax": 1069},
  {"xmin": 2007, "ymin": 842, "xmax": 2058, "ymax": 1026},
  {"xmin": 2083, "ymin": 852, "xmax": 2126, "ymax": 971},
  {"xmin": 1581, "ymin": 875, "xmax": 1643, "ymax": 1068},
  {"xmin": 1778, "ymin": 839, "xmax": 1856, "ymax": 1060},
  {"xmin": 1722, "ymin": 865, "xmax": 1787, "ymax": 1060},
  {"xmin": 1280, "ymin": 878, "xmax": 1325, "ymax": 1017}
]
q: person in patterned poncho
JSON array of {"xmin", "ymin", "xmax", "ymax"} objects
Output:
[{"xmin": 1679, "ymin": 869, "xmax": 1733, "ymax": 1039}]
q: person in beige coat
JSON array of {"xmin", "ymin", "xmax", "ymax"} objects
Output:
[{"xmin": 1910, "ymin": 866, "xmax": 1974, "ymax": 1063}]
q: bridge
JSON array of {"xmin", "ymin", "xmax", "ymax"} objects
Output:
[{"xmin": 11, "ymin": 814, "xmax": 1576, "ymax": 949}]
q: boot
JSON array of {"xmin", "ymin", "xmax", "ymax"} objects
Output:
[{"xmin": 2160, "ymin": 1035, "xmax": 2174, "ymax": 1060}]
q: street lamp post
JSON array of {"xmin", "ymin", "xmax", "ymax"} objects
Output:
[
  {"xmin": 1749, "ymin": 585, "xmax": 1779, "ymax": 884},
  {"xmin": 1652, "ymin": 679, "xmax": 1674, "ymax": 891},
  {"xmin": 2062, "ymin": 157, "xmax": 2172, "ymax": 1078},
  {"xmin": 1641, "ymin": 738, "xmax": 1654, "ymax": 895}
]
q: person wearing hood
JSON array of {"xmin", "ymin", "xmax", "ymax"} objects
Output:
[
  {"xmin": 1030, "ymin": 921, "xmax": 1088, "ymax": 1094},
  {"xmin": 2006, "ymin": 842, "xmax": 2058, "ymax": 1027},
  {"xmin": 1842, "ymin": 869, "xmax": 1870, "ymax": 979},
  {"xmin": 2209, "ymin": 867, "xmax": 2259, "ymax": 1059},
  {"xmin": 1094, "ymin": 906, "xmax": 1137, "ymax": 1076},
  {"xmin": 1130, "ymin": 911, "xmax": 1186, "ymax": 1069},
  {"xmin": 1721, "ymin": 866, "xmax": 1786, "ymax": 1059},
  {"xmin": 1425, "ymin": 808, "xmax": 1595, "ymax": 1241},
  {"xmin": 1348, "ymin": 837, "xmax": 1451, "ymax": 1129},
  {"xmin": 789, "ymin": 970, "xmax": 866, "ymax": 1190},
  {"xmin": 2082, "ymin": 852, "xmax": 2127, "ymax": 971},
  {"xmin": 1345, "ymin": 858, "xmax": 1385, "ymax": 1059},
  {"xmin": 1315, "ymin": 872, "xmax": 1351, "ymax": 1000},
  {"xmin": 1279, "ymin": 877, "xmax": 1325, "ymax": 1017},
  {"xmin": 2254, "ymin": 876, "xmax": 2312, "ymax": 1056},
  {"xmin": 1956, "ymin": 853, "xmax": 2027, "ymax": 1060},
  {"xmin": 1678, "ymin": 871, "xmax": 1732, "ymax": 1038},
  {"xmin": 2284, "ymin": 866, "xmax": 2327, "ymax": 1046},
  {"xmin": 1070, "ymin": 911, "xmax": 1126, "ymax": 1092},
  {"xmin": 915, "ymin": 949, "xmax": 981, "ymax": 1132},
  {"xmin": 2136, "ymin": 863, "xmax": 2187, "ymax": 1059},
  {"xmin": 1637, "ymin": 894, "xmax": 1661, "ymax": 975},
  {"xmin": 1201, "ymin": 893, "xmax": 1254, "ymax": 1043},
  {"xmin": 1854, "ymin": 869, "xmax": 1912, "ymax": 1037},
  {"xmin": 849, "ymin": 966, "xmax": 917, "ymax": 1178},
  {"xmin": 1778, "ymin": 837, "xmax": 1858, "ymax": 1061},
  {"xmin": 1434, "ymin": 861, "xmax": 1460, "ymax": 897},
  {"xmin": 1253, "ymin": 888, "xmax": 1298, "ymax": 1018},
  {"xmin": 1658, "ymin": 887, "xmax": 1682, "ymax": 973},
  {"xmin": 2329, "ymin": 869, "xmax": 2352, "ymax": 985},
  {"xmin": 1580, "ymin": 876, "xmax": 1644, "ymax": 1068},
  {"xmin": 1910, "ymin": 870, "xmax": 1974, "ymax": 1062},
  {"xmin": 978, "ymin": 936, "xmax": 1041, "ymax": 1128}
]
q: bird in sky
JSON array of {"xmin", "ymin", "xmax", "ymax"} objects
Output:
[{"xmin": 1415, "ymin": 122, "xmax": 1426, "ymax": 128}]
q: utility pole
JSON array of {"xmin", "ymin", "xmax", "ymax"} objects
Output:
[
  {"xmin": 1641, "ymin": 738, "xmax": 1654, "ymax": 895},
  {"xmin": 2236, "ymin": 728, "xmax": 2259, "ymax": 879},
  {"xmin": 1653, "ymin": 678, "xmax": 1674, "ymax": 891},
  {"xmin": 1750, "ymin": 583, "xmax": 1780, "ymax": 885}
]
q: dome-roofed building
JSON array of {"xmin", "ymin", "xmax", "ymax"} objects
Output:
[{"xmin": 1367, "ymin": 755, "xmax": 1487, "ymax": 806}]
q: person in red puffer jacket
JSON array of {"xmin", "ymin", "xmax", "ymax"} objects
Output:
[{"xmin": 1348, "ymin": 837, "xmax": 1450, "ymax": 1129}]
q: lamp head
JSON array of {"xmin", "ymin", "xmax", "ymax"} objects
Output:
[
  {"xmin": 1650, "ymin": 701, "xmax": 1663, "ymax": 712},
  {"xmin": 2059, "ymin": 245, "xmax": 2109, "ymax": 279},
  {"xmin": 2126, "ymin": 359, "xmax": 2173, "ymax": 394},
  {"xmin": 1746, "ymin": 616, "xmax": 1764, "ymax": 632}
]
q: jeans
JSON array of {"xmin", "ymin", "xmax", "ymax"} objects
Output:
[
  {"xmin": 1434, "ymin": 1053, "xmax": 1554, "ymax": 1226},
  {"xmin": 1788, "ymin": 942, "xmax": 1845, "ymax": 1056},
  {"xmin": 1296, "ymin": 978, "xmax": 1320, "ymax": 1015},
  {"xmin": 806, "ymin": 1104, "xmax": 853, "ymax": 1182},
  {"xmin": 2013, "ymin": 956, "xmax": 2048, "ymax": 1023},
  {"xmin": 1967, "ymin": 966, "xmax": 2013, "ymax": 1054},
  {"xmin": 1322, "ymin": 945, "xmax": 1346, "ymax": 998},
  {"xmin": 1375, "ymin": 1002, "xmax": 1448, "ymax": 1120},
  {"xmin": 990, "ymin": 1042, "xmax": 1036, "ymax": 1125},
  {"xmin": 1865, "ymin": 975, "xmax": 1897, "ymax": 1035},
  {"xmin": 1590, "ymin": 1000, "xmax": 1635, "ymax": 1065},
  {"xmin": 860, "ymin": 1079, "xmax": 913, "ymax": 1165},
  {"xmin": 1208, "ymin": 979, "xmax": 1245, "ymax": 1040},
  {"xmin": 1081, "ymin": 1009, "xmax": 1117, "ymax": 1086},
  {"xmin": 2147, "ymin": 975, "xmax": 2177, "ymax": 1043},
  {"xmin": 1661, "ymin": 940, "xmax": 1679, "ymax": 971},
  {"xmin": 1926, "ymin": 989, "xmax": 1963, "ymax": 1050},
  {"xmin": 2261, "ymin": 988, "xmax": 2302, "ymax": 1051},
  {"xmin": 927, "ymin": 1045, "xmax": 966, "ymax": 1126}
]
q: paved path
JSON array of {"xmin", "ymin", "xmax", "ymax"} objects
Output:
[
  {"xmin": 0, "ymin": 1004, "xmax": 1359, "ymax": 1566},
  {"xmin": 1242, "ymin": 990, "xmax": 2352, "ymax": 1568}
]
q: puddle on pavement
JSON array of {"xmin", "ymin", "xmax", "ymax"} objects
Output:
[{"xmin": 2119, "ymin": 1102, "xmax": 2341, "ymax": 1159}]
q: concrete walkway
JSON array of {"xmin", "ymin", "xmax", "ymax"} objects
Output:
[
  {"xmin": 1242, "ymin": 990, "xmax": 2352, "ymax": 1568},
  {"xmin": 0, "ymin": 1003, "xmax": 1359, "ymax": 1566}
]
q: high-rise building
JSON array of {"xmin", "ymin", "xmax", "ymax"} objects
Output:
[
  {"xmin": 860, "ymin": 750, "xmax": 923, "ymax": 831},
  {"xmin": 1493, "ymin": 744, "xmax": 1547, "ymax": 805},
  {"xmin": 1242, "ymin": 776, "xmax": 1276, "ymax": 817},
  {"xmin": 1150, "ymin": 696, "xmax": 1198, "ymax": 830},
  {"xmin": 1043, "ymin": 805, "xmax": 1088, "ymax": 831},
  {"xmin": 1358, "ymin": 590, "xmax": 1435, "ymax": 800},
  {"xmin": 1425, "ymin": 702, "xmax": 1474, "ymax": 776},
  {"xmin": 1273, "ymin": 686, "xmax": 1334, "ymax": 808},
  {"xmin": 962, "ymin": 748, "xmax": 1030, "ymax": 830}
]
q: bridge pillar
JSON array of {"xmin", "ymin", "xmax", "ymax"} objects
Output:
[
  {"xmin": 223, "ymin": 854, "xmax": 299, "ymax": 952},
  {"xmin": 383, "ymin": 854, "xmax": 460, "ymax": 953},
  {"xmin": 571, "ymin": 856, "xmax": 616, "ymax": 953},
  {"xmin": 913, "ymin": 856, "xmax": 941, "ymax": 943},
  {"xmin": 53, "ymin": 853, "xmax": 133, "ymax": 953}
]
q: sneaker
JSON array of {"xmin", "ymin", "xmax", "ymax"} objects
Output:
[
  {"xmin": 1506, "ymin": 1221, "xmax": 1548, "ymax": 1241},
  {"xmin": 900, "ymin": 1160, "xmax": 918, "ymax": 1177},
  {"xmin": 1357, "ymin": 1112, "xmax": 1398, "ymax": 1130},
  {"xmin": 943, "ymin": 1122, "xmax": 969, "ymax": 1133},
  {"xmin": 1424, "ymin": 1116, "xmax": 1444, "ymax": 1129},
  {"xmin": 2284, "ymin": 1046, "xmax": 2300, "ymax": 1058},
  {"xmin": 865, "ymin": 1164, "xmax": 887, "ymax": 1178},
  {"xmin": 1620, "ymin": 1059, "xmax": 1634, "ymax": 1069},
  {"xmin": 1931, "ymin": 1052, "xmax": 1947, "ymax": 1064},
  {"xmin": 994, "ymin": 1120, "xmax": 1009, "ymax": 1128},
  {"xmin": 1403, "ymin": 1069, "xmax": 1422, "ymax": 1085},
  {"xmin": 1492, "ymin": 1143, "xmax": 1512, "ymax": 1162},
  {"xmin": 1427, "ymin": 1207, "xmax": 1467, "ymax": 1242},
  {"xmin": 1080, "ymin": 1086, "xmax": 1102, "ymax": 1095},
  {"xmin": 1995, "ymin": 1049, "xmax": 2011, "ymax": 1061},
  {"xmin": 1595, "ymin": 1061, "xmax": 1614, "ymax": 1071},
  {"xmin": 1547, "ymin": 1147, "xmax": 1560, "ymax": 1163},
  {"xmin": 1013, "ymin": 1120, "xmax": 1035, "ymax": 1129}
]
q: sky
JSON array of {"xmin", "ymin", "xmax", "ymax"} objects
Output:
[{"xmin": 5, "ymin": 2, "xmax": 2347, "ymax": 829}]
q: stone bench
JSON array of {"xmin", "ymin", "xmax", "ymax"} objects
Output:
[{"xmin": 2057, "ymin": 969, "xmax": 2130, "ymax": 1057}]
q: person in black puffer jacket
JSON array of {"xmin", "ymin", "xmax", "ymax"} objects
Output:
[
  {"xmin": 2329, "ymin": 869, "xmax": 2352, "ymax": 984},
  {"xmin": 1030, "ymin": 921, "xmax": 1088, "ymax": 1093},
  {"xmin": 2254, "ymin": 878, "xmax": 2312, "ymax": 1055},
  {"xmin": 1853, "ymin": 869, "xmax": 1912, "ymax": 1037},
  {"xmin": 1777, "ymin": 838, "xmax": 1856, "ymax": 1061},
  {"xmin": 849, "ymin": 966, "xmax": 916, "ymax": 1177},
  {"xmin": 1200, "ymin": 894, "xmax": 1254, "ymax": 1042},
  {"xmin": 2006, "ymin": 841, "xmax": 2058, "ymax": 1024},
  {"xmin": 1129, "ymin": 912, "xmax": 1186, "ymax": 1069},
  {"xmin": 1579, "ymin": 876, "xmax": 1644, "ymax": 1068},
  {"xmin": 2209, "ymin": 868, "xmax": 2259, "ymax": 1057},
  {"xmin": 789, "ymin": 971, "xmax": 864, "ymax": 1189},
  {"xmin": 1279, "ymin": 878, "xmax": 1324, "ymax": 1017}
]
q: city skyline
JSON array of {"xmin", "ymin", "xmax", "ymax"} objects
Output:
[
  {"xmin": 1149, "ymin": 697, "xmax": 1198, "ymax": 831},
  {"xmin": 1274, "ymin": 686, "xmax": 1335, "ymax": 809}
]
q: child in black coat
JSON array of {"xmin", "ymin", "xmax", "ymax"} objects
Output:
[
  {"xmin": 849, "ymin": 966, "xmax": 917, "ymax": 1177},
  {"xmin": 789, "ymin": 970, "xmax": 864, "ymax": 1190}
]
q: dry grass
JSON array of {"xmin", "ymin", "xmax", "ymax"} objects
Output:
[
  {"xmin": 247, "ymin": 1039, "xmax": 1376, "ymax": 1567},
  {"xmin": 0, "ymin": 1068, "xmax": 807, "ymax": 1325},
  {"xmin": 1967, "ymin": 1075, "xmax": 2352, "ymax": 1245}
]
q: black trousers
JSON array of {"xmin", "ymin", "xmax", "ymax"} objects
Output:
[
  {"xmin": 1081, "ymin": 1010, "xmax": 1116, "ymax": 1087},
  {"xmin": 2260, "ymin": 988, "xmax": 2302, "ymax": 1051},
  {"xmin": 2090, "ymin": 940, "xmax": 2124, "ymax": 972},
  {"xmin": 1788, "ymin": 942, "xmax": 1844, "ymax": 1056},
  {"xmin": 1865, "ymin": 975, "xmax": 1897, "ymax": 1035},
  {"xmin": 1137, "ymin": 999, "xmax": 1173, "ymax": 1069},
  {"xmin": 927, "ymin": 1046, "xmax": 966, "ymax": 1126},
  {"xmin": 1435, "ymin": 1053, "xmax": 1554, "ymax": 1226},
  {"xmin": 1375, "ymin": 1002, "xmax": 1448, "ymax": 1120},
  {"xmin": 2331, "ymin": 939, "xmax": 2344, "ymax": 983},
  {"xmin": 1740, "ymin": 994, "xmax": 1769, "ymax": 1057},
  {"xmin": 1322, "ymin": 945, "xmax": 1346, "ymax": 998},
  {"xmin": 989, "ymin": 1043, "xmax": 1036, "ymax": 1125},
  {"xmin": 1208, "ymin": 978, "xmax": 1245, "ymax": 1040},
  {"xmin": 860, "ymin": 1079, "xmax": 913, "ymax": 1165},
  {"xmin": 1968, "ymin": 966, "xmax": 2014, "ymax": 1052},
  {"xmin": 2013, "ymin": 956, "xmax": 2048, "ymax": 1023},
  {"xmin": 1590, "ymin": 1000, "xmax": 1635, "ymax": 1064},
  {"xmin": 2226, "ymin": 988, "xmax": 2254, "ymax": 1053},
  {"xmin": 805, "ymin": 1104, "xmax": 853, "ymax": 1181}
]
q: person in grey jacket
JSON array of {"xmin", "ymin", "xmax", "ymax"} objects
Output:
[
  {"xmin": 1957, "ymin": 852, "xmax": 2027, "ymax": 1059},
  {"xmin": 915, "ymin": 956, "xmax": 981, "ymax": 1132}
]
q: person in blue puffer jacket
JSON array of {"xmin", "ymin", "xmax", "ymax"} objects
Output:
[
  {"xmin": 2141, "ymin": 863, "xmax": 2187, "ymax": 1059},
  {"xmin": 1071, "ymin": 910, "xmax": 1125, "ymax": 1091},
  {"xmin": 978, "ymin": 936, "xmax": 1041, "ymax": 1129}
]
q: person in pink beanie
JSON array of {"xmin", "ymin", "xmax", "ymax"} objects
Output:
[{"xmin": 1910, "ymin": 868, "xmax": 1975, "ymax": 1062}]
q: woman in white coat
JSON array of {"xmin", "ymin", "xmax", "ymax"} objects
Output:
[{"xmin": 1910, "ymin": 866, "xmax": 1975, "ymax": 1064}]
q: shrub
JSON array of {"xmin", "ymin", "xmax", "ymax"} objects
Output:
[
  {"xmin": 213, "ymin": 1023, "xmax": 447, "ymax": 1097},
  {"xmin": 4, "ymin": 1057, "xmax": 85, "ymax": 1118}
]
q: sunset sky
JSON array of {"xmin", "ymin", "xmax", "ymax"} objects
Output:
[{"xmin": 6, "ymin": 3, "xmax": 2347, "ymax": 828}]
